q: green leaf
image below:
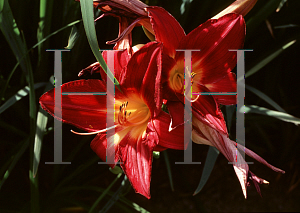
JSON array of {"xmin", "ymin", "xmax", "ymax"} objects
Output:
[
  {"xmin": 194, "ymin": 146, "xmax": 219, "ymax": 195},
  {"xmin": 0, "ymin": 2, "xmax": 38, "ymax": 211},
  {"xmin": 246, "ymin": 0, "xmax": 281, "ymax": 36},
  {"xmin": 163, "ymin": 151, "xmax": 174, "ymax": 192},
  {"xmin": 65, "ymin": 25, "xmax": 80, "ymax": 49},
  {"xmin": 109, "ymin": 166, "xmax": 123, "ymax": 175},
  {"xmin": 0, "ymin": 82, "xmax": 47, "ymax": 114},
  {"xmin": 245, "ymin": 84, "xmax": 286, "ymax": 113},
  {"xmin": 99, "ymin": 175, "xmax": 130, "ymax": 213},
  {"xmin": 33, "ymin": 77, "xmax": 54, "ymax": 178},
  {"xmin": 79, "ymin": 0, "xmax": 120, "ymax": 88},
  {"xmin": 276, "ymin": 0, "xmax": 288, "ymax": 12},
  {"xmin": 89, "ymin": 173, "xmax": 122, "ymax": 213},
  {"xmin": 238, "ymin": 40, "xmax": 296, "ymax": 81},
  {"xmin": 37, "ymin": 0, "xmax": 54, "ymax": 62},
  {"xmin": 0, "ymin": 20, "xmax": 82, "ymax": 102},
  {"xmin": 243, "ymin": 105, "xmax": 300, "ymax": 125},
  {"xmin": 0, "ymin": 139, "xmax": 29, "ymax": 190}
]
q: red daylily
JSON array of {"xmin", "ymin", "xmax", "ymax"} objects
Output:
[
  {"xmin": 145, "ymin": 7, "xmax": 285, "ymax": 198},
  {"xmin": 90, "ymin": 0, "xmax": 153, "ymax": 51},
  {"xmin": 39, "ymin": 42, "xmax": 184, "ymax": 199},
  {"xmin": 135, "ymin": 7, "xmax": 242, "ymax": 142}
]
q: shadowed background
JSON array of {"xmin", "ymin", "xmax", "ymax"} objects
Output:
[{"xmin": 0, "ymin": 0, "xmax": 300, "ymax": 212}]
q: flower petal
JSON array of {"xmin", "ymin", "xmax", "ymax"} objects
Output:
[
  {"xmin": 118, "ymin": 129, "xmax": 157, "ymax": 199},
  {"xmin": 192, "ymin": 85, "xmax": 228, "ymax": 135},
  {"xmin": 90, "ymin": 132, "xmax": 121, "ymax": 168},
  {"xmin": 235, "ymin": 142, "xmax": 285, "ymax": 174},
  {"xmin": 78, "ymin": 49, "xmax": 130, "ymax": 80},
  {"xmin": 193, "ymin": 119, "xmax": 249, "ymax": 198},
  {"xmin": 39, "ymin": 80, "xmax": 112, "ymax": 132},
  {"xmin": 166, "ymin": 101, "xmax": 184, "ymax": 130},
  {"xmin": 177, "ymin": 13, "xmax": 245, "ymax": 84},
  {"xmin": 121, "ymin": 42, "xmax": 163, "ymax": 117},
  {"xmin": 148, "ymin": 111, "xmax": 185, "ymax": 150},
  {"xmin": 146, "ymin": 6, "xmax": 185, "ymax": 58},
  {"xmin": 205, "ymin": 72, "xmax": 237, "ymax": 105}
]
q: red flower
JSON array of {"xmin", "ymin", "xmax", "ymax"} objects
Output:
[
  {"xmin": 145, "ymin": 7, "xmax": 285, "ymax": 198},
  {"xmin": 39, "ymin": 42, "xmax": 184, "ymax": 199},
  {"xmin": 91, "ymin": 0, "xmax": 153, "ymax": 52},
  {"xmin": 146, "ymin": 7, "xmax": 243, "ymax": 131}
]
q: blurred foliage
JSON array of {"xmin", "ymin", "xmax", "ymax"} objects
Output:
[{"xmin": 0, "ymin": 0, "xmax": 300, "ymax": 212}]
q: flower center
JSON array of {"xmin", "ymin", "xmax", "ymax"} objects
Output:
[
  {"xmin": 169, "ymin": 68, "xmax": 197, "ymax": 94},
  {"xmin": 117, "ymin": 101, "xmax": 151, "ymax": 127},
  {"xmin": 171, "ymin": 71, "xmax": 184, "ymax": 94}
]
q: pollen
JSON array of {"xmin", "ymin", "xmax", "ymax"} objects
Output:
[{"xmin": 118, "ymin": 101, "xmax": 131, "ymax": 125}]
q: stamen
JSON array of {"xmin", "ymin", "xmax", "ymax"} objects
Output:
[
  {"xmin": 191, "ymin": 72, "xmax": 197, "ymax": 85},
  {"xmin": 118, "ymin": 101, "xmax": 131, "ymax": 125},
  {"xmin": 71, "ymin": 125, "xmax": 117, "ymax": 135}
]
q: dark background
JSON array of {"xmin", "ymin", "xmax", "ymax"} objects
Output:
[{"xmin": 0, "ymin": 0, "xmax": 300, "ymax": 212}]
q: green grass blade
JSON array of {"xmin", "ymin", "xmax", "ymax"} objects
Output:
[
  {"xmin": 243, "ymin": 105, "xmax": 300, "ymax": 125},
  {"xmin": 119, "ymin": 197, "xmax": 150, "ymax": 213},
  {"xmin": 0, "ymin": 1, "xmax": 39, "ymax": 211},
  {"xmin": 0, "ymin": 82, "xmax": 47, "ymax": 114},
  {"xmin": 37, "ymin": 0, "xmax": 54, "ymax": 61},
  {"xmin": 238, "ymin": 40, "xmax": 296, "ymax": 81},
  {"xmin": 245, "ymin": 84, "xmax": 286, "ymax": 113},
  {"xmin": 89, "ymin": 173, "xmax": 122, "ymax": 213},
  {"xmin": 0, "ymin": 139, "xmax": 29, "ymax": 190},
  {"xmin": 79, "ymin": 0, "xmax": 120, "ymax": 88},
  {"xmin": 52, "ymin": 185, "xmax": 149, "ymax": 212},
  {"xmin": 99, "ymin": 175, "xmax": 129, "ymax": 213},
  {"xmin": 0, "ymin": 20, "xmax": 81, "ymax": 103},
  {"xmin": 193, "ymin": 147, "xmax": 219, "ymax": 195},
  {"xmin": 276, "ymin": 0, "xmax": 288, "ymax": 12},
  {"xmin": 246, "ymin": 0, "xmax": 281, "ymax": 36},
  {"xmin": 55, "ymin": 156, "xmax": 99, "ymax": 190},
  {"xmin": 33, "ymin": 79, "xmax": 54, "ymax": 177},
  {"xmin": 0, "ymin": 120, "xmax": 27, "ymax": 138},
  {"xmin": 65, "ymin": 25, "xmax": 80, "ymax": 49},
  {"xmin": 163, "ymin": 150, "xmax": 174, "ymax": 191}
]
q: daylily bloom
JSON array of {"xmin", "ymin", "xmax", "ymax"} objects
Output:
[
  {"xmin": 87, "ymin": 0, "xmax": 257, "ymax": 52},
  {"xmin": 146, "ymin": 7, "xmax": 243, "ymax": 133},
  {"xmin": 145, "ymin": 7, "xmax": 285, "ymax": 198},
  {"xmin": 90, "ymin": 0, "xmax": 153, "ymax": 51},
  {"xmin": 39, "ymin": 42, "xmax": 184, "ymax": 199}
]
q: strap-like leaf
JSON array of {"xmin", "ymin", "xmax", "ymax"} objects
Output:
[
  {"xmin": 243, "ymin": 105, "xmax": 300, "ymax": 126},
  {"xmin": 194, "ymin": 146, "xmax": 219, "ymax": 195},
  {"xmin": 80, "ymin": 0, "xmax": 120, "ymax": 88}
]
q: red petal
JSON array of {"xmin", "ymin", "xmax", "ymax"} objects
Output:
[
  {"xmin": 118, "ymin": 131, "xmax": 157, "ymax": 199},
  {"xmin": 205, "ymin": 72, "xmax": 237, "ymax": 105},
  {"xmin": 146, "ymin": 6, "xmax": 185, "ymax": 58},
  {"xmin": 235, "ymin": 142, "xmax": 285, "ymax": 174},
  {"xmin": 192, "ymin": 85, "xmax": 228, "ymax": 135},
  {"xmin": 149, "ymin": 111, "xmax": 185, "ymax": 150},
  {"xmin": 78, "ymin": 50, "xmax": 130, "ymax": 80},
  {"xmin": 90, "ymin": 133, "xmax": 120, "ymax": 168},
  {"xmin": 39, "ymin": 80, "xmax": 113, "ymax": 132},
  {"xmin": 121, "ymin": 42, "xmax": 163, "ymax": 117},
  {"xmin": 100, "ymin": 49, "xmax": 131, "ymax": 82},
  {"xmin": 193, "ymin": 119, "xmax": 249, "ymax": 198},
  {"xmin": 166, "ymin": 101, "xmax": 184, "ymax": 130},
  {"xmin": 177, "ymin": 13, "xmax": 245, "ymax": 84}
]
